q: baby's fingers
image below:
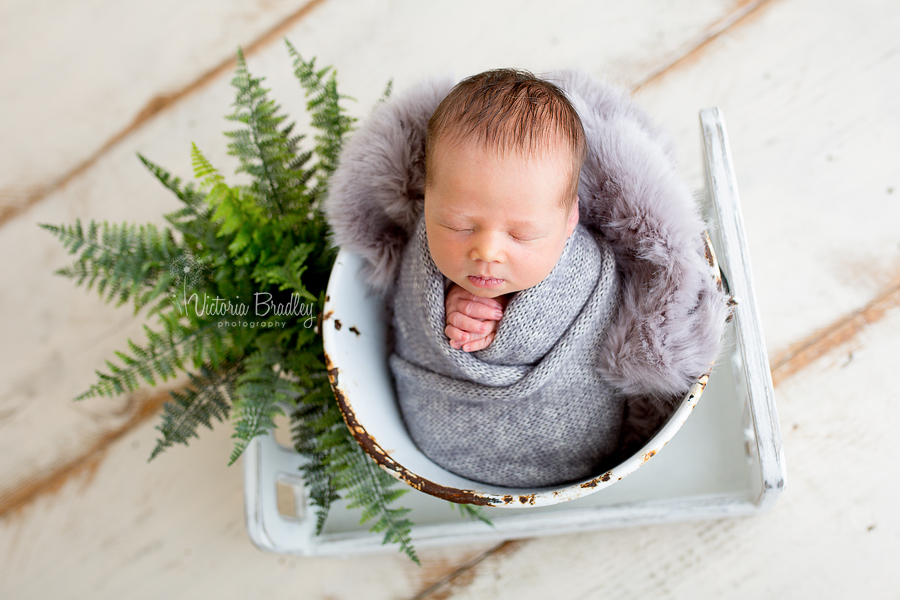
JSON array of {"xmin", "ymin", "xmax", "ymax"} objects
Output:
[
  {"xmin": 456, "ymin": 298, "xmax": 503, "ymax": 321},
  {"xmin": 447, "ymin": 310, "xmax": 495, "ymax": 336},
  {"xmin": 445, "ymin": 324, "xmax": 488, "ymax": 349},
  {"xmin": 461, "ymin": 332, "xmax": 495, "ymax": 353}
]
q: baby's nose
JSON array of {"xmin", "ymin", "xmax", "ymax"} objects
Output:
[{"xmin": 470, "ymin": 231, "xmax": 505, "ymax": 263}]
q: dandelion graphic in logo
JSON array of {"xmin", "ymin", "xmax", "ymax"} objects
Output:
[{"xmin": 169, "ymin": 252, "xmax": 208, "ymax": 314}]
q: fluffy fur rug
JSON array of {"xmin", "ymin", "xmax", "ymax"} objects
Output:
[{"xmin": 325, "ymin": 70, "xmax": 730, "ymax": 411}]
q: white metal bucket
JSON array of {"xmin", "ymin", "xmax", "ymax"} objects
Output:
[{"xmin": 321, "ymin": 237, "xmax": 725, "ymax": 509}]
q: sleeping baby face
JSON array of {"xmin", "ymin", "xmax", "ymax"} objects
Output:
[{"xmin": 424, "ymin": 137, "xmax": 579, "ymax": 299}]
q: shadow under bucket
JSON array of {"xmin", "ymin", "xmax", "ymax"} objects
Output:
[{"xmin": 321, "ymin": 233, "xmax": 725, "ymax": 508}]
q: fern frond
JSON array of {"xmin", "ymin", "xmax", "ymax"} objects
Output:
[
  {"xmin": 191, "ymin": 143, "xmax": 225, "ymax": 190},
  {"xmin": 74, "ymin": 317, "xmax": 221, "ymax": 401},
  {"xmin": 40, "ymin": 220, "xmax": 179, "ymax": 310},
  {"xmin": 378, "ymin": 79, "xmax": 394, "ymax": 105},
  {"xmin": 42, "ymin": 44, "xmax": 425, "ymax": 562},
  {"xmin": 149, "ymin": 363, "xmax": 237, "ymax": 461},
  {"xmin": 286, "ymin": 40, "xmax": 356, "ymax": 198},
  {"xmin": 226, "ymin": 48, "xmax": 303, "ymax": 216},
  {"xmin": 228, "ymin": 345, "xmax": 302, "ymax": 464},
  {"xmin": 449, "ymin": 502, "xmax": 494, "ymax": 527},
  {"xmin": 251, "ymin": 243, "xmax": 316, "ymax": 300},
  {"xmin": 138, "ymin": 154, "xmax": 206, "ymax": 209},
  {"xmin": 190, "ymin": 144, "xmax": 269, "ymax": 264},
  {"xmin": 344, "ymin": 445, "xmax": 418, "ymax": 564},
  {"xmin": 285, "ymin": 353, "xmax": 418, "ymax": 562}
]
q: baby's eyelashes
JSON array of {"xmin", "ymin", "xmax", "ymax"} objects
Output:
[{"xmin": 442, "ymin": 224, "xmax": 472, "ymax": 233}]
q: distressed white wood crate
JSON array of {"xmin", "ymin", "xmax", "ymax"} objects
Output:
[{"xmin": 242, "ymin": 109, "xmax": 786, "ymax": 557}]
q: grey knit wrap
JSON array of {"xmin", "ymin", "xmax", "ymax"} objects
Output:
[{"xmin": 389, "ymin": 219, "xmax": 625, "ymax": 488}]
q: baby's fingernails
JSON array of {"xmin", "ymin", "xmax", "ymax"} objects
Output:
[{"xmin": 493, "ymin": 310, "xmax": 502, "ymax": 319}]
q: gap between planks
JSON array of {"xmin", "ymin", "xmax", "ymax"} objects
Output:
[
  {"xmin": 632, "ymin": 0, "xmax": 780, "ymax": 93},
  {"xmin": 0, "ymin": 387, "xmax": 174, "ymax": 520},
  {"xmin": 411, "ymin": 540, "xmax": 527, "ymax": 600},
  {"xmin": 0, "ymin": 0, "xmax": 329, "ymax": 229},
  {"xmin": 769, "ymin": 280, "xmax": 900, "ymax": 387}
]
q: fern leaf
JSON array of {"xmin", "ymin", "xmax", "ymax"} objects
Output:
[
  {"xmin": 150, "ymin": 364, "xmax": 236, "ymax": 461},
  {"xmin": 190, "ymin": 143, "xmax": 224, "ymax": 190},
  {"xmin": 139, "ymin": 154, "xmax": 206, "ymax": 209},
  {"xmin": 228, "ymin": 345, "xmax": 301, "ymax": 464},
  {"xmin": 40, "ymin": 220, "xmax": 179, "ymax": 311},
  {"xmin": 286, "ymin": 40, "xmax": 356, "ymax": 198}
]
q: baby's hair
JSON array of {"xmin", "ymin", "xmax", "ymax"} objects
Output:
[{"xmin": 425, "ymin": 68, "xmax": 586, "ymax": 210}]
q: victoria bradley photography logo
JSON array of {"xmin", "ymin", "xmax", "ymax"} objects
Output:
[{"xmin": 169, "ymin": 252, "xmax": 316, "ymax": 328}]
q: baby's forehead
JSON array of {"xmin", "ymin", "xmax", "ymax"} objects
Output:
[{"xmin": 426, "ymin": 134, "xmax": 576, "ymax": 173}]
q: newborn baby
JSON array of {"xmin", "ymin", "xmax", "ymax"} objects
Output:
[{"xmin": 389, "ymin": 69, "xmax": 625, "ymax": 487}]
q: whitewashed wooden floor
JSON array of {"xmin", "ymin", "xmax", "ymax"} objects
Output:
[{"xmin": 2, "ymin": 0, "xmax": 899, "ymax": 597}]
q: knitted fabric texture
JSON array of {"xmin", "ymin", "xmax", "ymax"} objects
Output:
[{"xmin": 390, "ymin": 219, "xmax": 623, "ymax": 487}]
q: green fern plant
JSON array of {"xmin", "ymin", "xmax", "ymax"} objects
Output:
[{"xmin": 41, "ymin": 42, "xmax": 487, "ymax": 563}]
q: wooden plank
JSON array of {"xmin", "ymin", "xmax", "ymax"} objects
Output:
[
  {"xmin": 0, "ymin": 0, "xmax": 324, "ymax": 222},
  {"xmin": 268, "ymin": 0, "xmax": 755, "ymax": 108},
  {"xmin": 17, "ymin": 0, "xmax": 900, "ymax": 595},
  {"xmin": 0, "ymin": 411, "xmax": 497, "ymax": 599}
]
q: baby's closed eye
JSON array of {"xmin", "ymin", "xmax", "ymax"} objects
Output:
[{"xmin": 508, "ymin": 228, "xmax": 548, "ymax": 242}]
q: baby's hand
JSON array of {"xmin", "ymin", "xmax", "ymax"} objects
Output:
[{"xmin": 444, "ymin": 284, "xmax": 505, "ymax": 352}]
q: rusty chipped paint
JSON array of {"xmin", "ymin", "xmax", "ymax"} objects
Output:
[
  {"xmin": 324, "ymin": 349, "xmax": 501, "ymax": 507},
  {"xmin": 349, "ymin": 326, "xmax": 360, "ymax": 336},
  {"xmin": 704, "ymin": 230, "xmax": 737, "ymax": 322},
  {"xmin": 578, "ymin": 470, "xmax": 613, "ymax": 489},
  {"xmin": 334, "ymin": 319, "xmax": 342, "ymax": 330},
  {"xmin": 641, "ymin": 450, "xmax": 657, "ymax": 464},
  {"xmin": 704, "ymin": 231, "xmax": 717, "ymax": 268}
]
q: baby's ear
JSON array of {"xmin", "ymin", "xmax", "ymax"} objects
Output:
[{"xmin": 566, "ymin": 196, "xmax": 580, "ymax": 237}]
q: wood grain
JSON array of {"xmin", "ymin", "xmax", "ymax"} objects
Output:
[
  {"xmin": 3, "ymin": 0, "xmax": 899, "ymax": 597},
  {"xmin": 0, "ymin": 0, "xmax": 324, "ymax": 225}
]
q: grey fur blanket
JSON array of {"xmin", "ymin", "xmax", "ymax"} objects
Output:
[
  {"xmin": 325, "ymin": 71, "xmax": 729, "ymax": 404},
  {"xmin": 390, "ymin": 220, "xmax": 623, "ymax": 487}
]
